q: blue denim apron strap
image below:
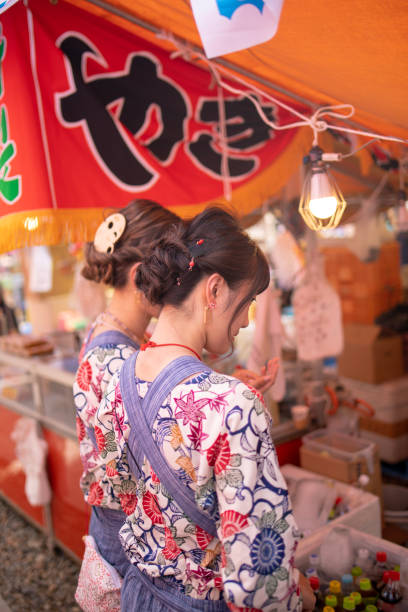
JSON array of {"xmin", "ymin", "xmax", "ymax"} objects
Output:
[
  {"xmin": 120, "ymin": 352, "xmax": 217, "ymax": 538},
  {"xmin": 84, "ymin": 329, "xmax": 140, "ymax": 354},
  {"xmin": 122, "ymin": 565, "xmax": 229, "ymax": 612},
  {"xmin": 89, "ymin": 506, "xmax": 130, "ymax": 577}
]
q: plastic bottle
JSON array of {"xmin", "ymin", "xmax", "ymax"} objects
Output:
[
  {"xmin": 341, "ymin": 596, "xmax": 356, "ymax": 611},
  {"xmin": 359, "ymin": 578, "xmax": 378, "ymax": 607},
  {"xmin": 309, "ymin": 552, "xmax": 320, "ymax": 577},
  {"xmin": 309, "ymin": 576, "xmax": 324, "ymax": 611},
  {"xmin": 325, "ymin": 595, "xmax": 339, "ymax": 611},
  {"xmin": 355, "ymin": 548, "xmax": 373, "ymax": 576},
  {"xmin": 341, "ymin": 574, "xmax": 354, "ymax": 596},
  {"xmin": 352, "ymin": 566, "xmax": 363, "ymax": 588},
  {"xmin": 377, "ymin": 571, "xmax": 403, "ymax": 611},
  {"xmin": 372, "ymin": 553, "xmax": 388, "ymax": 590},
  {"xmin": 375, "ymin": 572, "xmax": 391, "ymax": 598},
  {"xmin": 350, "ymin": 592, "xmax": 365, "ymax": 611}
]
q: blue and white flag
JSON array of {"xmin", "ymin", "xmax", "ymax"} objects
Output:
[{"xmin": 190, "ymin": 0, "xmax": 284, "ymax": 58}]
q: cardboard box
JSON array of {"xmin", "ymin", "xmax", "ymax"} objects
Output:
[
  {"xmin": 282, "ymin": 464, "xmax": 381, "ymax": 538},
  {"xmin": 337, "ymin": 324, "xmax": 404, "ymax": 383},
  {"xmin": 299, "ymin": 430, "xmax": 383, "ymax": 499}
]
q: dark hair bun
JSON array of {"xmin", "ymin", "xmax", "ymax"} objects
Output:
[
  {"xmin": 81, "ymin": 244, "xmax": 115, "ymax": 285},
  {"xmin": 136, "ymin": 206, "xmax": 270, "ymax": 312},
  {"xmin": 136, "ymin": 229, "xmax": 190, "ymax": 305},
  {"xmin": 81, "ymin": 200, "xmax": 181, "ymax": 288}
]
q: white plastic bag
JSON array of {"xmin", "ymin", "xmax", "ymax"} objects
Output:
[
  {"xmin": 11, "ymin": 417, "xmax": 52, "ymax": 506},
  {"xmin": 293, "ymin": 257, "xmax": 343, "ymax": 361}
]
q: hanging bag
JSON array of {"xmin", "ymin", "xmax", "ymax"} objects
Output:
[{"xmin": 75, "ymin": 534, "xmax": 123, "ymax": 612}]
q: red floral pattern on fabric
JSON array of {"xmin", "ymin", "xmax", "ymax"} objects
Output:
[
  {"xmin": 221, "ymin": 510, "xmax": 249, "ymax": 538},
  {"xmin": 106, "ymin": 460, "xmax": 118, "ymax": 477},
  {"xmin": 76, "ymin": 416, "xmax": 85, "ymax": 442},
  {"xmin": 174, "ymin": 390, "xmax": 208, "ymax": 425},
  {"xmin": 214, "ymin": 576, "xmax": 223, "ymax": 590},
  {"xmin": 195, "ymin": 525, "xmax": 213, "ymax": 550},
  {"xmin": 142, "ymin": 491, "xmax": 164, "ymax": 525},
  {"xmin": 94, "ymin": 426, "xmax": 106, "ymax": 452},
  {"xmin": 206, "ymin": 433, "xmax": 231, "ymax": 475},
  {"xmin": 119, "ymin": 493, "xmax": 137, "ymax": 516},
  {"xmin": 162, "ymin": 527, "xmax": 181, "ymax": 560},
  {"xmin": 246, "ymin": 384, "xmax": 266, "ymax": 406},
  {"xmin": 88, "ymin": 482, "xmax": 104, "ymax": 505},
  {"xmin": 76, "ymin": 360, "xmax": 93, "ymax": 391},
  {"xmin": 150, "ymin": 467, "xmax": 160, "ymax": 484}
]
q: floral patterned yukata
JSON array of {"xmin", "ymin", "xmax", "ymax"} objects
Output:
[
  {"xmin": 97, "ymin": 363, "xmax": 302, "ymax": 611},
  {"xmin": 73, "ymin": 333, "xmax": 138, "ymax": 512}
]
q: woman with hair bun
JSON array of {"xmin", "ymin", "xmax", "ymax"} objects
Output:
[
  {"xmin": 97, "ymin": 207, "xmax": 314, "ymax": 611},
  {"xmin": 73, "ymin": 199, "xmax": 182, "ymax": 576}
]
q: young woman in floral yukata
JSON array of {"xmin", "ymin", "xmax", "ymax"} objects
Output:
[
  {"xmin": 73, "ymin": 200, "xmax": 278, "ymax": 579},
  {"xmin": 97, "ymin": 208, "xmax": 315, "ymax": 611},
  {"xmin": 73, "ymin": 199, "xmax": 181, "ymax": 575}
]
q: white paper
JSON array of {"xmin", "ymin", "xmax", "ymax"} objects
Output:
[
  {"xmin": 29, "ymin": 246, "xmax": 53, "ymax": 293},
  {"xmin": 190, "ymin": 0, "xmax": 284, "ymax": 58},
  {"xmin": 0, "ymin": 0, "xmax": 20, "ymax": 15}
]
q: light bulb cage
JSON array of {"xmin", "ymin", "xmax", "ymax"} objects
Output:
[{"xmin": 299, "ymin": 146, "xmax": 347, "ymax": 231}]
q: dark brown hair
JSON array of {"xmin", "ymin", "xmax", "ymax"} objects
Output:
[
  {"xmin": 81, "ymin": 200, "xmax": 181, "ymax": 288},
  {"xmin": 136, "ymin": 206, "xmax": 270, "ymax": 330}
]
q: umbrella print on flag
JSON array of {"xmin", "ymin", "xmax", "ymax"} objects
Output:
[{"xmin": 190, "ymin": 0, "xmax": 284, "ymax": 58}]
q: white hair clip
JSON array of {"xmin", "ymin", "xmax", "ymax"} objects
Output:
[{"xmin": 93, "ymin": 213, "xmax": 126, "ymax": 254}]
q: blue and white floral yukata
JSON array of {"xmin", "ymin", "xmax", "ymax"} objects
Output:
[
  {"xmin": 73, "ymin": 330, "xmax": 139, "ymax": 576},
  {"xmin": 97, "ymin": 355, "xmax": 302, "ymax": 611}
]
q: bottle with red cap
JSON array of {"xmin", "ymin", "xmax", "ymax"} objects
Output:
[
  {"xmin": 372, "ymin": 552, "xmax": 388, "ymax": 591},
  {"xmin": 377, "ymin": 571, "xmax": 403, "ymax": 611},
  {"xmin": 375, "ymin": 572, "xmax": 391, "ymax": 598},
  {"xmin": 309, "ymin": 576, "xmax": 324, "ymax": 611}
]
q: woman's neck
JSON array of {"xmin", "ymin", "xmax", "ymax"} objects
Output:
[
  {"xmin": 149, "ymin": 307, "xmax": 204, "ymax": 358},
  {"xmin": 101, "ymin": 289, "xmax": 150, "ymax": 342}
]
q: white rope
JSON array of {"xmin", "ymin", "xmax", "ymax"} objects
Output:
[
  {"xmin": 158, "ymin": 31, "xmax": 408, "ymax": 150},
  {"xmin": 216, "ymin": 84, "xmax": 232, "ymax": 201}
]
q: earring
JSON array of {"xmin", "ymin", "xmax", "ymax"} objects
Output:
[{"xmin": 203, "ymin": 302, "xmax": 216, "ymax": 325}]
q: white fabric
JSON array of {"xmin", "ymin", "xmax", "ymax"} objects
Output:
[
  {"xmin": 11, "ymin": 417, "xmax": 51, "ymax": 506},
  {"xmin": 247, "ymin": 285, "xmax": 285, "ymax": 401},
  {"xmin": 293, "ymin": 266, "xmax": 343, "ymax": 361},
  {"xmin": 190, "ymin": 0, "xmax": 284, "ymax": 58}
]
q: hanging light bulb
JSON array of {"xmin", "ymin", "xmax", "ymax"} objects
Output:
[{"xmin": 299, "ymin": 146, "xmax": 347, "ymax": 231}]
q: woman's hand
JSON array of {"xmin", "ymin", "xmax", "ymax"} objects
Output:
[
  {"xmin": 299, "ymin": 572, "xmax": 316, "ymax": 611},
  {"xmin": 233, "ymin": 358, "xmax": 279, "ymax": 394}
]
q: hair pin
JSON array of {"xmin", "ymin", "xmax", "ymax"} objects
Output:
[{"xmin": 94, "ymin": 213, "xmax": 126, "ymax": 254}]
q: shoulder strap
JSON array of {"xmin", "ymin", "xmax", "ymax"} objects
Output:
[
  {"xmin": 120, "ymin": 352, "xmax": 217, "ymax": 537},
  {"xmin": 85, "ymin": 330, "xmax": 140, "ymax": 354}
]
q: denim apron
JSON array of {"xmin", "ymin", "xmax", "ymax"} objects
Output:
[
  {"xmin": 120, "ymin": 352, "xmax": 229, "ymax": 611},
  {"xmin": 82, "ymin": 330, "xmax": 140, "ymax": 577}
]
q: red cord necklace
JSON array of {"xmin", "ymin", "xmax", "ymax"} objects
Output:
[{"xmin": 140, "ymin": 340, "xmax": 201, "ymax": 361}]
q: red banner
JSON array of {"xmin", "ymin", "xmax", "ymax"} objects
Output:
[{"xmin": 0, "ymin": 0, "xmax": 311, "ymax": 251}]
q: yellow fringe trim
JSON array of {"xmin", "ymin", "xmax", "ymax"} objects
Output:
[
  {"xmin": 0, "ymin": 128, "xmax": 311, "ymax": 253},
  {"xmin": 0, "ymin": 208, "xmax": 110, "ymax": 253}
]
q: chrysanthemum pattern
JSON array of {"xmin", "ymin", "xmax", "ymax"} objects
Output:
[
  {"xmin": 97, "ymin": 370, "xmax": 302, "ymax": 610},
  {"xmin": 73, "ymin": 341, "xmax": 137, "ymax": 508}
]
